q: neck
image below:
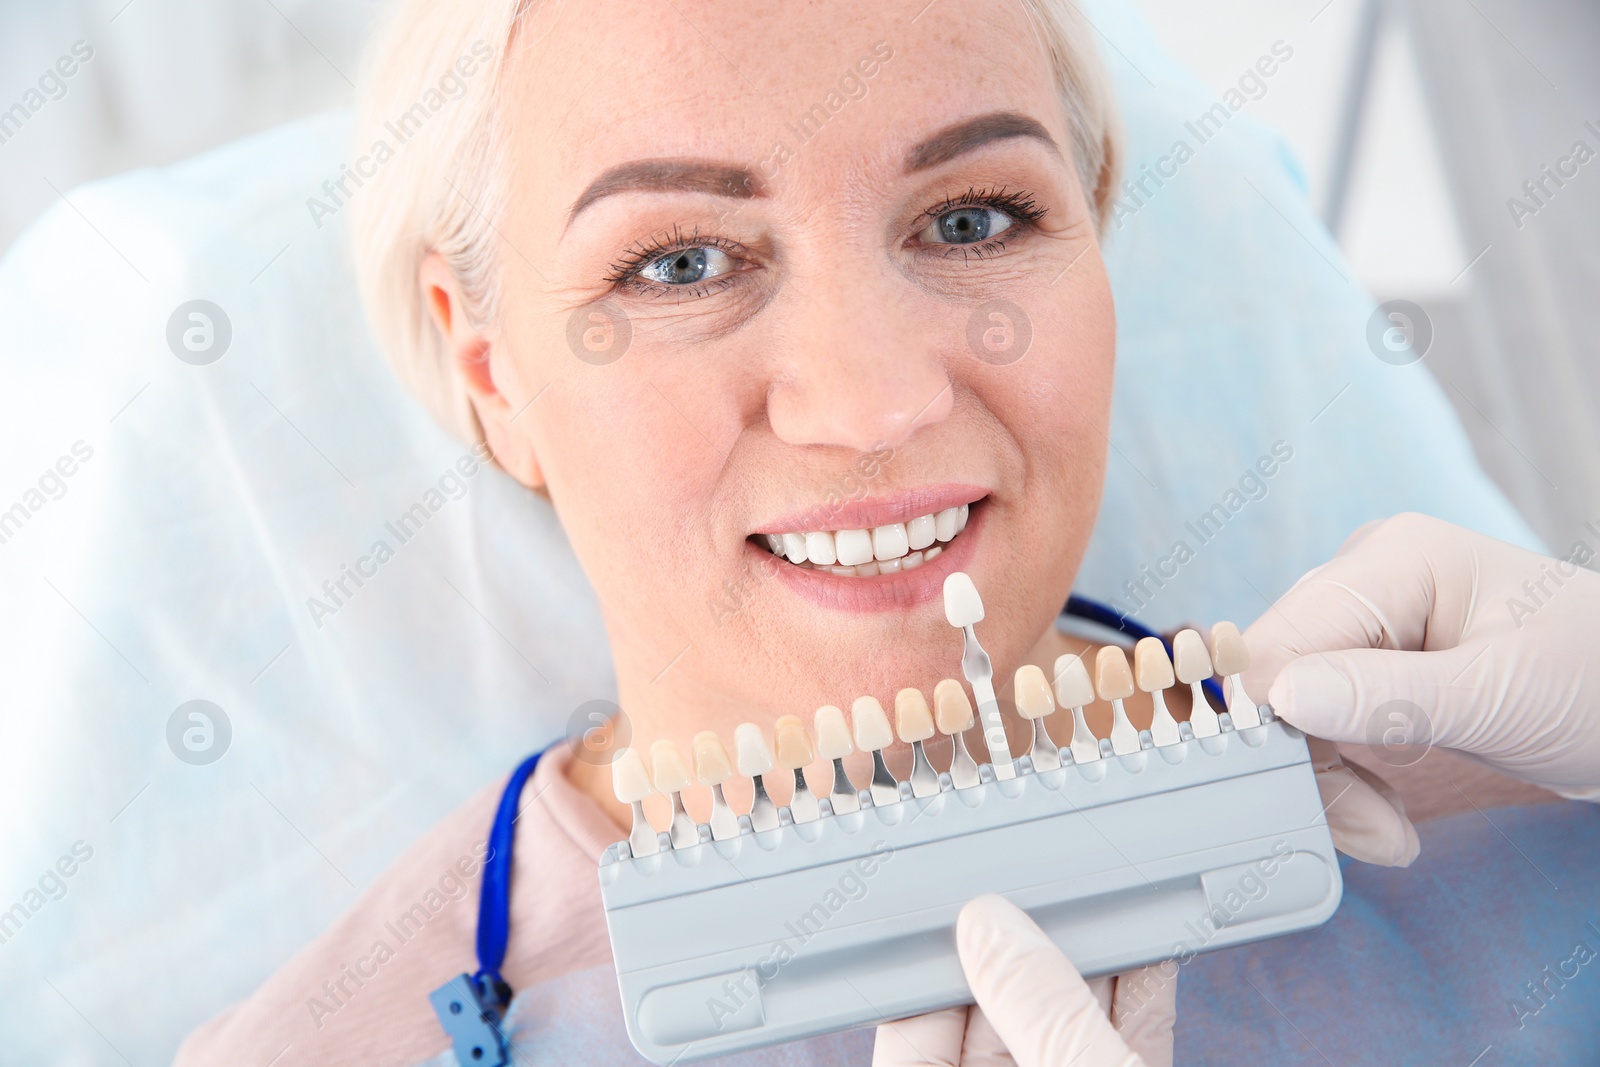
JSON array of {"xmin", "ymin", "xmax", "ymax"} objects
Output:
[{"xmin": 562, "ymin": 621, "xmax": 1191, "ymax": 836}]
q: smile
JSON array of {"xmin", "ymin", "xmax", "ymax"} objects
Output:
[{"xmin": 757, "ymin": 505, "xmax": 971, "ymax": 577}]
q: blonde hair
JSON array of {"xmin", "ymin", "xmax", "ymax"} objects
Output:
[{"xmin": 348, "ymin": 0, "xmax": 1122, "ymax": 443}]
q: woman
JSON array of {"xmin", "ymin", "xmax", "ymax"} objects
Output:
[{"xmin": 174, "ymin": 0, "xmax": 1600, "ymax": 1061}]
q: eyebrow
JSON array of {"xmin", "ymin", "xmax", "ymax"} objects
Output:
[
  {"xmin": 904, "ymin": 111, "xmax": 1060, "ymax": 172},
  {"xmin": 567, "ymin": 161, "xmax": 762, "ymax": 229},
  {"xmin": 563, "ymin": 111, "xmax": 1059, "ymax": 230}
]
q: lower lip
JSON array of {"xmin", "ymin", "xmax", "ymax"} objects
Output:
[{"xmin": 750, "ymin": 505, "xmax": 985, "ymax": 614}]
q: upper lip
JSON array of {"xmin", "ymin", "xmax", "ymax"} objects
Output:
[{"xmin": 752, "ymin": 484, "xmax": 988, "ymax": 535}]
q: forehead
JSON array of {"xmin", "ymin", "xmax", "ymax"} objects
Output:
[{"xmin": 505, "ymin": 0, "xmax": 1064, "ymax": 191}]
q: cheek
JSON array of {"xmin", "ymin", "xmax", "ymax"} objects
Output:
[
  {"xmin": 996, "ymin": 266, "xmax": 1115, "ymax": 476},
  {"xmin": 541, "ymin": 378, "xmax": 698, "ymax": 532},
  {"xmin": 993, "ymin": 264, "xmax": 1114, "ymax": 586},
  {"xmin": 520, "ymin": 320, "xmax": 747, "ymax": 593}
]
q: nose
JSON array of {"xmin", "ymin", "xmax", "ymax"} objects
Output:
[{"xmin": 765, "ymin": 272, "xmax": 955, "ymax": 453}]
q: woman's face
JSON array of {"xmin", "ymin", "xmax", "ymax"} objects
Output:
[{"xmin": 460, "ymin": 0, "xmax": 1113, "ymax": 735}]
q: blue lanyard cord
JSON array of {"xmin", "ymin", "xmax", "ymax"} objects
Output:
[
  {"xmin": 475, "ymin": 749, "xmax": 544, "ymax": 992},
  {"xmin": 1061, "ymin": 595, "xmax": 1227, "ymax": 709},
  {"xmin": 431, "ymin": 750, "xmax": 544, "ymax": 1066}
]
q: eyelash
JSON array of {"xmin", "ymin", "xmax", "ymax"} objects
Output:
[
  {"xmin": 921, "ymin": 187, "xmax": 1043, "ymax": 230},
  {"xmin": 605, "ymin": 186, "xmax": 1051, "ymax": 295},
  {"xmin": 605, "ymin": 225, "xmax": 746, "ymax": 299}
]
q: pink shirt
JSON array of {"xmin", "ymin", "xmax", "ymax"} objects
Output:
[
  {"xmin": 177, "ymin": 737, "xmax": 1541, "ymax": 1064},
  {"xmin": 177, "ymin": 745, "xmax": 619, "ymax": 1064}
]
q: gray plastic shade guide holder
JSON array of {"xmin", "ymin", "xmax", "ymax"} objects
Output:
[{"xmin": 599, "ymin": 718, "xmax": 1339, "ymax": 1065}]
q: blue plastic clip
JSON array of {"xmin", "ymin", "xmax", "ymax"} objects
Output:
[{"xmin": 429, "ymin": 972, "xmax": 511, "ymax": 1066}]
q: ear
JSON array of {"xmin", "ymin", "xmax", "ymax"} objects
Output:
[{"xmin": 419, "ymin": 252, "xmax": 545, "ymax": 490}]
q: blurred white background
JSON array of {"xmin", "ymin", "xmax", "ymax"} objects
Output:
[
  {"xmin": 1, "ymin": 0, "xmax": 1595, "ymax": 544},
  {"xmin": 0, "ymin": 0, "xmax": 1459, "ymax": 290}
]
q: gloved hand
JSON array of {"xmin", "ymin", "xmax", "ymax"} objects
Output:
[
  {"xmin": 1245, "ymin": 513, "xmax": 1600, "ymax": 806},
  {"xmin": 1297, "ymin": 734, "xmax": 1420, "ymax": 867},
  {"xmin": 873, "ymin": 894, "xmax": 1174, "ymax": 1067}
]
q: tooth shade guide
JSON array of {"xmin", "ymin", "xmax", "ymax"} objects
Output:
[
  {"xmin": 1131, "ymin": 638, "xmax": 1182, "ymax": 747},
  {"xmin": 1168, "ymin": 628, "xmax": 1221, "ymax": 736},
  {"xmin": 942, "ymin": 572, "xmax": 985, "ymax": 628},
  {"xmin": 1133, "ymin": 637, "xmax": 1176, "ymax": 693},
  {"xmin": 1210, "ymin": 620, "xmax": 1263, "ymax": 729},
  {"xmin": 650, "ymin": 740, "xmax": 692, "ymax": 794},
  {"xmin": 932, "ymin": 678, "xmax": 982, "ymax": 789},
  {"xmin": 692, "ymin": 731, "xmax": 733, "ymax": 785},
  {"xmin": 600, "ymin": 716, "xmax": 1341, "ymax": 1063},
  {"xmin": 812, "ymin": 705, "xmax": 854, "ymax": 761},
  {"xmin": 1186, "ymin": 681, "xmax": 1222, "ymax": 738},
  {"xmin": 597, "ymin": 586, "xmax": 1335, "ymax": 1059},
  {"xmin": 1042, "ymin": 646, "xmax": 1203, "ymax": 753}
]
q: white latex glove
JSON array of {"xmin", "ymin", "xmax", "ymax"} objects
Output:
[
  {"xmin": 873, "ymin": 895, "xmax": 1174, "ymax": 1067},
  {"xmin": 1246, "ymin": 513, "xmax": 1600, "ymax": 805},
  {"xmin": 1300, "ymin": 734, "xmax": 1421, "ymax": 867}
]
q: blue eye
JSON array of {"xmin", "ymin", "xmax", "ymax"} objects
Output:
[
  {"xmin": 638, "ymin": 246, "xmax": 736, "ymax": 286},
  {"xmin": 919, "ymin": 206, "xmax": 1015, "ymax": 246}
]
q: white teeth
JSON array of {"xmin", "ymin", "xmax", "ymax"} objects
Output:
[
  {"xmin": 805, "ymin": 530, "xmax": 836, "ymax": 566},
  {"xmin": 834, "ymin": 529, "xmax": 874, "ymax": 567},
  {"xmin": 758, "ymin": 504, "xmax": 974, "ymax": 575},
  {"xmin": 872, "ymin": 523, "xmax": 909, "ymax": 561},
  {"xmin": 782, "ymin": 532, "xmax": 807, "ymax": 564}
]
